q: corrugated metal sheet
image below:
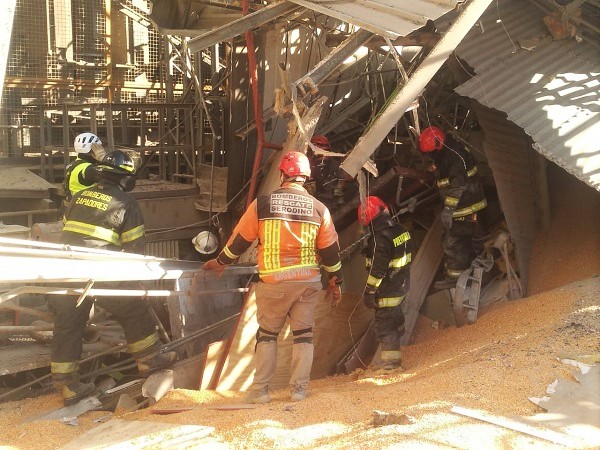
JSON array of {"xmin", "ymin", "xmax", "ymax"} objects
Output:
[
  {"xmin": 473, "ymin": 104, "xmax": 539, "ymax": 291},
  {"xmin": 168, "ymin": 273, "xmax": 245, "ymax": 356},
  {"xmin": 288, "ymin": 0, "xmax": 461, "ymax": 39},
  {"xmin": 448, "ymin": 0, "xmax": 600, "ymax": 190},
  {"xmin": 145, "ymin": 240, "xmax": 180, "ymax": 259}
]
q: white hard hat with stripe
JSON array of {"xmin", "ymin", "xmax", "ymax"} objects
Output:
[{"xmin": 74, "ymin": 132, "xmax": 106, "ymax": 161}]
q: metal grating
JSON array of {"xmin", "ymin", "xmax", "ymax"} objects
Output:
[
  {"xmin": 0, "ymin": 0, "xmax": 187, "ymax": 158},
  {"xmin": 145, "ymin": 239, "xmax": 180, "ymax": 259},
  {"xmin": 0, "ymin": 310, "xmax": 15, "ymax": 326}
]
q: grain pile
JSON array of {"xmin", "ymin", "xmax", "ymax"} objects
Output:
[
  {"xmin": 1, "ymin": 167, "xmax": 598, "ymax": 449},
  {"xmin": 1, "ymin": 276, "xmax": 598, "ymax": 449},
  {"xmin": 528, "ymin": 165, "xmax": 600, "ymax": 294}
]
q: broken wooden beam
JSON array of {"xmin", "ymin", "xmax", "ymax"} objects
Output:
[{"xmin": 295, "ymin": 28, "xmax": 373, "ymax": 95}]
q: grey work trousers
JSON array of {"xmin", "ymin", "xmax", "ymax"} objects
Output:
[{"xmin": 252, "ymin": 280, "xmax": 322, "ymax": 390}]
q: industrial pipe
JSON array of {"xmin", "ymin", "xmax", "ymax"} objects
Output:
[
  {"xmin": 0, "ymin": 324, "xmax": 122, "ymax": 334},
  {"xmin": 0, "ymin": 285, "xmax": 250, "ymax": 306},
  {"xmin": 243, "ymin": 0, "xmax": 266, "ymax": 208},
  {"xmin": 0, "ymin": 343, "xmax": 128, "ymax": 402}
]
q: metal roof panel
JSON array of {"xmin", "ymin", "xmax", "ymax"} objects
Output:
[
  {"xmin": 449, "ymin": 0, "xmax": 600, "ymax": 190},
  {"xmin": 288, "ymin": 0, "xmax": 461, "ymax": 38}
]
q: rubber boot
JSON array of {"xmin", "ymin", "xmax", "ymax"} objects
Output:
[
  {"xmin": 61, "ymin": 381, "xmax": 98, "ymax": 406},
  {"xmin": 136, "ymin": 350, "xmax": 179, "ymax": 377},
  {"xmin": 380, "ymin": 349, "xmax": 402, "ymax": 370},
  {"xmin": 245, "ymin": 341, "xmax": 277, "ymax": 404},
  {"xmin": 434, "ymin": 278, "xmax": 458, "ymax": 290},
  {"xmin": 52, "ymin": 371, "xmax": 98, "ymax": 406},
  {"xmin": 289, "ymin": 342, "xmax": 313, "ymax": 402}
]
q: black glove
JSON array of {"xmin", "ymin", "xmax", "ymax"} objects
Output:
[
  {"xmin": 441, "ymin": 207, "xmax": 453, "ymax": 229},
  {"xmin": 362, "ymin": 293, "xmax": 378, "ymax": 309}
]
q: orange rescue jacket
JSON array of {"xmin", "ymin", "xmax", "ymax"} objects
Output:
[{"xmin": 218, "ymin": 182, "xmax": 342, "ymax": 284}]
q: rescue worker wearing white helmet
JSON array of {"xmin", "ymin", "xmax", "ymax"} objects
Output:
[
  {"xmin": 358, "ymin": 196, "xmax": 413, "ymax": 370},
  {"xmin": 63, "ymin": 132, "xmax": 106, "ymax": 203},
  {"xmin": 52, "ymin": 150, "xmax": 178, "ymax": 406},
  {"xmin": 202, "ymin": 151, "xmax": 343, "ymax": 403}
]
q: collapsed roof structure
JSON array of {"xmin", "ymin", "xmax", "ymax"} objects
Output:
[{"xmin": 0, "ymin": 0, "xmax": 598, "ymax": 405}]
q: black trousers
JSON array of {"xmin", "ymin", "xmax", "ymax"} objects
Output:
[
  {"xmin": 374, "ymin": 305, "xmax": 405, "ymax": 352},
  {"xmin": 442, "ymin": 218, "xmax": 484, "ymax": 276},
  {"xmin": 48, "ymin": 295, "xmax": 156, "ymax": 370}
]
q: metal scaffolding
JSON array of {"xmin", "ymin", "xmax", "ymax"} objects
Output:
[{"xmin": 0, "ymin": 0, "xmax": 222, "ymax": 182}]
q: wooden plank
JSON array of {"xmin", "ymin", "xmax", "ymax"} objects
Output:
[
  {"xmin": 60, "ymin": 419, "xmax": 214, "ymax": 450},
  {"xmin": 214, "ymin": 284, "xmax": 294, "ymax": 392},
  {"xmin": 150, "ymin": 404, "xmax": 257, "ymax": 415},
  {"xmin": 400, "ymin": 215, "xmax": 443, "ymax": 345},
  {"xmin": 210, "ymin": 404, "xmax": 258, "ymax": 410},
  {"xmin": 213, "ymin": 287, "xmax": 256, "ymax": 392},
  {"xmin": 200, "ymin": 340, "xmax": 227, "ymax": 390}
]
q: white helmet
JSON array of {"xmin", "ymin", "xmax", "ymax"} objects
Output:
[
  {"xmin": 192, "ymin": 230, "xmax": 219, "ymax": 255},
  {"xmin": 74, "ymin": 132, "xmax": 106, "ymax": 161}
]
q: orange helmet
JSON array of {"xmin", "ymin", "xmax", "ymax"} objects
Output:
[
  {"xmin": 358, "ymin": 196, "xmax": 388, "ymax": 226},
  {"xmin": 310, "ymin": 135, "xmax": 331, "ymax": 150},
  {"xmin": 279, "ymin": 151, "xmax": 311, "ymax": 178},
  {"xmin": 418, "ymin": 126, "xmax": 446, "ymax": 152}
]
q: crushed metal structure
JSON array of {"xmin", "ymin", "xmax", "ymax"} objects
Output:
[{"xmin": 0, "ymin": 0, "xmax": 598, "ymax": 405}]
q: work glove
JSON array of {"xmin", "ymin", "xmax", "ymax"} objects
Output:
[
  {"xmin": 201, "ymin": 258, "xmax": 226, "ymax": 276},
  {"xmin": 326, "ymin": 276, "xmax": 342, "ymax": 309},
  {"xmin": 441, "ymin": 207, "xmax": 453, "ymax": 230},
  {"xmin": 362, "ymin": 293, "xmax": 378, "ymax": 309}
]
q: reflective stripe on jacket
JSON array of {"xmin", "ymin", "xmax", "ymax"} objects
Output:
[
  {"xmin": 64, "ymin": 159, "xmax": 95, "ymax": 200},
  {"xmin": 363, "ymin": 214, "xmax": 412, "ymax": 306},
  {"xmin": 61, "ymin": 181, "xmax": 145, "ymax": 252},
  {"xmin": 219, "ymin": 182, "xmax": 342, "ymax": 284},
  {"xmin": 432, "ymin": 136, "xmax": 486, "ymax": 218}
]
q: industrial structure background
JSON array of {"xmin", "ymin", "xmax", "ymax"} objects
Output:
[{"xmin": 0, "ymin": 0, "xmax": 598, "ymax": 442}]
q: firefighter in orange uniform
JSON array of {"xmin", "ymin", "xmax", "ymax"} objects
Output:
[{"xmin": 202, "ymin": 151, "xmax": 343, "ymax": 403}]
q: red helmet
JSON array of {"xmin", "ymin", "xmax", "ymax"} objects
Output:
[
  {"xmin": 311, "ymin": 135, "xmax": 331, "ymax": 150},
  {"xmin": 419, "ymin": 126, "xmax": 446, "ymax": 152},
  {"xmin": 279, "ymin": 151, "xmax": 311, "ymax": 178},
  {"xmin": 358, "ymin": 196, "xmax": 388, "ymax": 226}
]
